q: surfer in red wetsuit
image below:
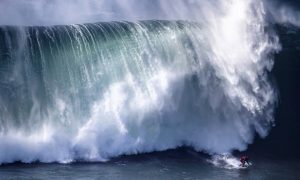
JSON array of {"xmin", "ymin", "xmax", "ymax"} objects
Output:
[{"xmin": 240, "ymin": 155, "xmax": 249, "ymax": 167}]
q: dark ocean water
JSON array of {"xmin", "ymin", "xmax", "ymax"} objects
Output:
[
  {"xmin": 0, "ymin": 149, "xmax": 300, "ymax": 180},
  {"xmin": 248, "ymin": 25, "xmax": 300, "ymax": 158}
]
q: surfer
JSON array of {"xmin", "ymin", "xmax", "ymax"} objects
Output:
[{"xmin": 240, "ymin": 155, "xmax": 249, "ymax": 167}]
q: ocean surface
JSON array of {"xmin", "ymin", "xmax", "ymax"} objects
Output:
[{"xmin": 1, "ymin": 149, "xmax": 300, "ymax": 180}]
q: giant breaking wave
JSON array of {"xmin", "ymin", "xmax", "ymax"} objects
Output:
[{"xmin": 0, "ymin": 0, "xmax": 280, "ymax": 163}]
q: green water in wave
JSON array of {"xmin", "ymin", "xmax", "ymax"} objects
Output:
[{"xmin": 0, "ymin": 21, "xmax": 204, "ymax": 130}]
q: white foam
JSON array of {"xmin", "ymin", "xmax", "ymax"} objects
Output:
[{"xmin": 208, "ymin": 154, "xmax": 251, "ymax": 169}]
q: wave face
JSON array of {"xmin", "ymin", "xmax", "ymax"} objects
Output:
[{"xmin": 0, "ymin": 1, "xmax": 279, "ymax": 163}]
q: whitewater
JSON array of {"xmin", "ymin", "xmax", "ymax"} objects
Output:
[{"xmin": 0, "ymin": 0, "xmax": 282, "ymax": 164}]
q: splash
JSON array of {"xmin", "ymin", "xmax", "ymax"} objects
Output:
[{"xmin": 208, "ymin": 154, "xmax": 252, "ymax": 169}]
